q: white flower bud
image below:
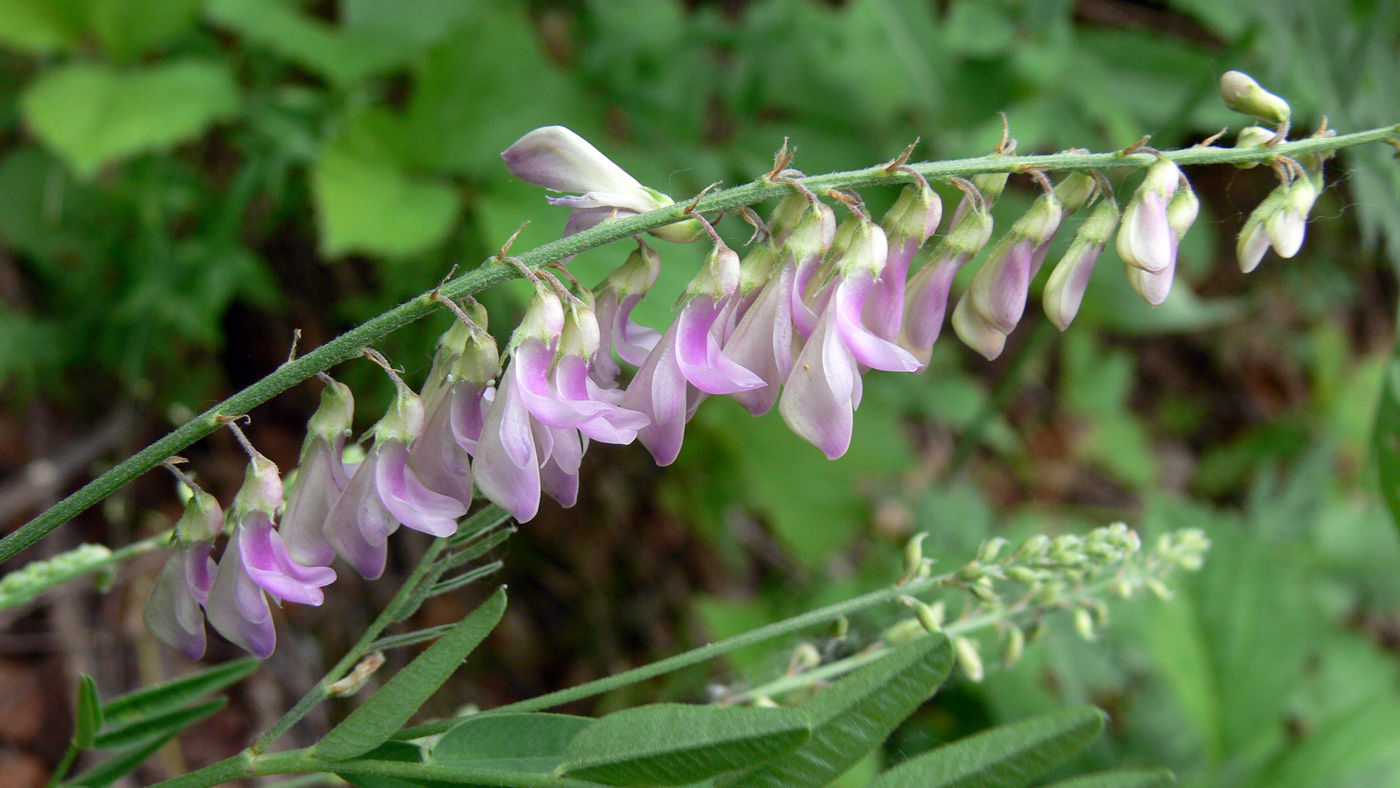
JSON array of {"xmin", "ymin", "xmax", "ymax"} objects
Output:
[{"xmin": 1219, "ymin": 71, "xmax": 1291, "ymax": 124}]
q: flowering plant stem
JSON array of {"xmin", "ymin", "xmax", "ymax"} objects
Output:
[{"xmin": 4, "ymin": 124, "xmax": 1396, "ymax": 568}]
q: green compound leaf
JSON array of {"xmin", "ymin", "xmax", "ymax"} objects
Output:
[
  {"xmin": 101, "ymin": 657, "xmax": 256, "ymax": 728},
  {"xmin": 1371, "ymin": 359, "xmax": 1400, "ymax": 535},
  {"xmin": 74, "ymin": 673, "xmax": 103, "ymax": 750},
  {"xmin": 724, "ymin": 634, "xmax": 954, "ymax": 788},
  {"xmin": 315, "ymin": 587, "xmax": 506, "ymax": 762},
  {"xmin": 868, "ymin": 706, "xmax": 1106, "ymax": 788},
  {"xmin": 20, "ymin": 59, "xmax": 240, "ymax": 178},
  {"xmin": 435, "ymin": 713, "xmax": 591, "ymax": 774},
  {"xmin": 69, "ymin": 731, "xmax": 182, "ymax": 788},
  {"xmin": 559, "ymin": 704, "xmax": 811, "ymax": 786},
  {"xmin": 92, "ymin": 698, "xmax": 226, "ymax": 751},
  {"xmin": 1041, "ymin": 770, "xmax": 1176, "ymax": 788}
]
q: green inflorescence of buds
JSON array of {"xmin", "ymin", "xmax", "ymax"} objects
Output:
[
  {"xmin": 955, "ymin": 635, "xmax": 985, "ymax": 682},
  {"xmin": 0, "ymin": 543, "xmax": 114, "ymax": 610},
  {"xmin": 1220, "ymin": 70, "xmax": 1291, "ymax": 125}
]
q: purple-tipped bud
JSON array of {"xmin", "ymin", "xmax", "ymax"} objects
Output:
[
  {"xmin": 899, "ymin": 197, "xmax": 995, "ymax": 358},
  {"xmin": 950, "ymin": 296, "xmax": 1008, "ymax": 361},
  {"xmin": 502, "ymin": 125, "xmax": 699, "ymax": 242},
  {"xmin": 1265, "ymin": 175, "xmax": 1318, "ymax": 258},
  {"xmin": 1237, "ymin": 188, "xmax": 1286, "ymax": 273},
  {"xmin": 1117, "ymin": 160, "xmax": 1180, "ymax": 274},
  {"xmin": 1127, "ymin": 180, "xmax": 1197, "ymax": 307},
  {"xmin": 1044, "ymin": 196, "xmax": 1119, "ymax": 330},
  {"xmin": 144, "ymin": 489, "xmax": 222, "ymax": 659},
  {"xmin": 866, "ymin": 185, "xmax": 942, "ymax": 342}
]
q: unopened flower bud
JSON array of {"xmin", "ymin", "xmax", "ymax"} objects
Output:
[
  {"xmin": 174, "ymin": 489, "xmax": 224, "ymax": 544},
  {"xmin": 977, "ymin": 537, "xmax": 1010, "ymax": 563},
  {"xmin": 1001, "ymin": 626, "xmax": 1025, "ymax": 667},
  {"xmin": 602, "ymin": 243, "xmax": 662, "ymax": 297},
  {"xmin": 1054, "ymin": 172, "xmax": 1099, "ymax": 217},
  {"xmin": 686, "ymin": 241, "xmax": 743, "ymax": 301},
  {"xmin": 883, "ymin": 617, "xmax": 928, "ymax": 645},
  {"xmin": 1146, "ymin": 578, "xmax": 1173, "ymax": 600},
  {"xmin": 883, "ymin": 183, "xmax": 943, "ymax": 246},
  {"xmin": 515, "ymin": 286, "xmax": 566, "ymax": 343},
  {"xmin": 1118, "ymin": 159, "xmax": 1181, "ymax": 274},
  {"xmin": 956, "ymin": 563, "xmax": 986, "ymax": 583},
  {"xmin": 1219, "ymin": 70, "xmax": 1291, "ymax": 125},
  {"xmin": 970, "ymin": 577, "xmax": 997, "ymax": 603},
  {"xmin": 909, "ymin": 599, "xmax": 944, "ymax": 635},
  {"xmin": 1232, "ymin": 126, "xmax": 1275, "ymax": 168},
  {"xmin": 955, "ymin": 636, "xmax": 984, "ymax": 682},
  {"xmin": 1006, "ymin": 566, "xmax": 1039, "ymax": 585},
  {"xmin": 1265, "ymin": 175, "xmax": 1319, "ymax": 259},
  {"xmin": 903, "ymin": 532, "xmax": 928, "ymax": 577},
  {"xmin": 1044, "ymin": 197, "xmax": 1119, "ymax": 330},
  {"xmin": 1073, "ymin": 607, "xmax": 1096, "ymax": 641}
]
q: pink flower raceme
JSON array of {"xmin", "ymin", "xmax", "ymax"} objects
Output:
[
  {"xmin": 502, "ymin": 126, "xmax": 700, "ymax": 243},
  {"xmin": 780, "ymin": 217, "xmax": 922, "ymax": 459},
  {"xmin": 144, "ymin": 487, "xmax": 222, "ymax": 659},
  {"xmin": 205, "ymin": 447, "xmax": 335, "ymax": 658},
  {"xmin": 324, "ymin": 366, "xmax": 467, "ymax": 579},
  {"xmin": 623, "ymin": 236, "xmax": 766, "ymax": 465},
  {"xmin": 476, "ymin": 288, "xmax": 649, "ymax": 521}
]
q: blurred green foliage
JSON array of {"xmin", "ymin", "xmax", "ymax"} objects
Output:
[{"xmin": 3, "ymin": 1, "xmax": 1400, "ymax": 786}]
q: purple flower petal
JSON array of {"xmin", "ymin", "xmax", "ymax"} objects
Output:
[
  {"xmin": 622, "ymin": 320, "xmax": 690, "ymax": 466},
  {"xmin": 863, "ymin": 237, "xmax": 917, "ymax": 342},
  {"xmin": 239, "ymin": 511, "xmax": 336, "ymax": 606},
  {"xmin": 451, "ymin": 383, "xmax": 491, "ymax": 456},
  {"xmin": 725, "ymin": 262, "xmax": 796, "ymax": 416},
  {"xmin": 1118, "ymin": 192, "xmax": 1172, "ymax": 273},
  {"xmin": 514, "ymin": 339, "xmax": 608, "ymax": 428},
  {"xmin": 554, "ymin": 354, "xmax": 648, "ymax": 443},
  {"xmin": 474, "ymin": 371, "xmax": 542, "ymax": 522},
  {"xmin": 324, "ymin": 448, "xmax": 398, "ymax": 580},
  {"xmin": 675, "ymin": 296, "xmax": 766, "ymax": 395},
  {"xmin": 377, "ymin": 439, "xmax": 466, "ymax": 537},
  {"xmin": 204, "ymin": 536, "xmax": 275, "ymax": 658},
  {"xmin": 779, "ymin": 301, "xmax": 856, "ymax": 460},
  {"xmin": 408, "ymin": 393, "xmax": 476, "ymax": 509},
  {"xmin": 900, "ymin": 252, "xmax": 965, "ymax": 354},
  {"xmin": 279, "ymin": 437, "xmax": 345, "ymax": 567},
  {"xmin": 833, "ymin": 271, "xmax": 923, "ymax": 372},
  {"xmin": 503, "ymin": 126, "xmax": 645, "ymax": 197},
  {"xmin": 539, "ymin": 426, "xmax": 583, "ymax": 508},
  {"xmin": 144, "ymin": 543, "xmax": 211, "ymax": 659}
]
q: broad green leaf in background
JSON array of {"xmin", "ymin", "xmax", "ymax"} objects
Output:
[
  {"xmin": 560, "ymin": 704, "xmax": 812, "ymax": 786},
  {"xmin": 1041, "ymin": 770, "xmax": 1176, "ymax": 788},
  {"xmin": 20, "ymin": 60, "xmax": 239, "ymax": 179},
  {"xmin": 868, "ymin": 706, "xmax": 1105, "ymax": 788},
  {"xmin": 74, "ymin": 673, "xmax": 102, "ymax": 749},
  {"xmin": 0, "ymin": 0, "xmax": 89, "ymax": 53},
  {"xmin": 100, "ymin": 657, "xmax": 257, "ymax": 727},
  {"xmin": 1369, "ymin": 358, "xmax": 1400, "ymax": 535},
  {"xmin": 434, "ymin": 713, "xmax": 591, "ymax": 774},
  {"xmin": 312, "ymin": 112, "xmax": 460, "ymax": 258},
  {"xmin": 205, "ymin": 0, "xmax": 414, "ymax": 86},
  {"xmin": 315, "ymin": 587, "xmax": 506, "ymax": 761},
  {"xmin": 90, "ymin": 0, "xmax": 200, "ymax": 61},
  {"xmin": 92, "ymin": 698, "xmax": 226, "ymax": 751},
  {"xmin": 724, "ymin": 634, "xmax": 955, "ymax": 788}
]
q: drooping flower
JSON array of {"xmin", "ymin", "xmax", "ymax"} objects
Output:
[
  {"xmin": 278, "ymin": 377, "xmax": 353, "ymax": 567},
  {"xmin": 1116, "ymin": 159, "xmax": 1181, "ymax": 275},
  {"xmin": 144, "ymin": 487, "xmax": 222, "ymax": 659},
  {"xmin": 206, "ymin": 445, "xmax": 335, "ymax": 658},
  {"xmin": 1043, "ymin": 196, "xmax": 1120, "ymax": 330},
  {"xmin": 409, "ymin": 302, "xmax": 498, "ymax": 510},
  {"xmin": 1127, "ymin": 178, "xmax": 1199, "ymax": 306},
  {"xmin": 864, "ymin": 183, "xmax": 942, "ymax": 342},
  {"xmin": 324, "ymin": 361, "xmax": 467, "ymax": 579},
  {"xmin": 1239, "ymin": 171, "xmax": 1321, "ymax": 273},
  {"xmin": 502, "ymin": 126, "xmax": 700, "ymax": 243},
  {"xmin": 624, "ymin": 235, "xmax": 766, "ymax": 465},
  {"xmin": 951, "ymin": 188, "xmax": 1063, "ymax": 360},
  {"xmin": 780, "ymin": 217, "xmax": 922, "ymax": 459},
  {"xmin": 591, "ymin": 242, "xmax": 663, "ymax": 387},
  {"xmin": 723, "ymin": 240, "xmax": 793, "ymax": 417},
  {"xmin": 552, "ymin": 296, "xmax": 650, "ymax": 444},
  {"xmin": 780, "ymin": 198, "xmax": 838, "ymax": 341},
  {"xmin": 900, "ymin": 186, "xmax": 995, "ymax": 361}
]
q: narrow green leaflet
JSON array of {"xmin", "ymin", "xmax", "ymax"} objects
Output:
[
  {"xmin": 74, "ymin": 674, "xmax": 103, "ymax": 749},
  {"xmin": 1041, "ymin": 770, "xmax": 1175, "ymax": 788},
  {"xmin": 1370, "ymin": 358, "xmax": 1400, "ymax": 534},
  {"xmin": 436, "ymin": 713, "xmax": 592, "ymax": 774},
  {"xmin": 337, "ymin": 741, "xmax": 427, "ymax": 788},
  {"xmin": 20, "ymin": 59, "xmax": 240, "ymax": 178},
  {"xmin": 867, "ymin": 706, "xmax": 1105, "ymax": 788},
  {"xmin": 559, "ymin": 704, "xmax": 811, "ymax": 786},
  {"xmin": 101, "ymin": 657, "xmax": 256, "ymax": 727},
  {"xmin": 68, "ymin": 730, "xmax": 182, "ymax": 788},
  {"xmin": 315, "ymin": 587, "xmax": 507, "ymax": 761},
  {"xmin": 92, "ymin": 698, "xmax": 226, "ymax": 751},
  {"xmin": 724, "ymin": 634, "xmax": 955, "ymax": 788}
]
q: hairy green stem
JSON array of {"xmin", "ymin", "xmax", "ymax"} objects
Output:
[{"xmin": 4, "ymin": 124, "xmax": 1396, "ymax": 565}]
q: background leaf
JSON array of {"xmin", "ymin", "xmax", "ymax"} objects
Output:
[
  {"xmin": 315, "ymin": 587, "xmax": 506, "ymax": 761},
  {"xmin": 74, "ymin": 673, "xmax": 102, "ymax": 750},
  {"xmin": 560, "ymin": 704, "xmax": 811, "ymax": 786},
  {"xmin": 101, "ymin": 657, "xmax": 257, "ymax": 727}
]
